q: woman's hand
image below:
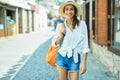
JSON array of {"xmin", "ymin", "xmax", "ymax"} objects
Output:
[
  {"xmin": 80, "ymin": 53, "xmax": 88, "ymax": 74},
  {"xmin": 55, "ymin": 26, "xmax": 66, "ymax": 45},
  {"xmin": 60, "ymin": 26, "xmax": 66, "ymax": 36},
  {"xmin": 80, "ymin": 63, "xmax": 87, "ymax": 74}
]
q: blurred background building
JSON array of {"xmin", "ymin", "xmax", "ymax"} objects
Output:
[{"xmin": 0, "ymin": 0, "xmax": 48, "ymax": 37}]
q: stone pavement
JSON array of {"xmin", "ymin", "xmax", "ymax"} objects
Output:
[
  {"xmin": 0, "ymin": 27, "xmax": 118, "ymax": 80},
  {"xmin": 0, "ymin": 27, "xmax": 54, "ymax": 79},
  {"xmin": 10, "ymin": 39, "xmax": 118, "ymax": 80}
]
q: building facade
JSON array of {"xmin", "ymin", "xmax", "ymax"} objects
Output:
[
  {"xmin": 79, "ymin": 0, "xmax": 120, "ymax": 79},
  {"xmin": 0, "ymin": 0, "xmax": 48, "ymax": 38}
]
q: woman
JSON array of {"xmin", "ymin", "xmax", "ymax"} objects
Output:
[{"xmin": 52, "ymin": 1, "xmax": 90, "ymax": 80}]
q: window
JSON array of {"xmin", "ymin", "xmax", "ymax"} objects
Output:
[
  {"xmin": 108, "ymin": 0, "xmax": 120, "ymax": 56},
  {"xmin": 113, "ymin": 0, "xmax": 120, "ymax": 49},
  {"xmin": 116, "ymin": 0, "xmax": 120, "ymax": 31}
]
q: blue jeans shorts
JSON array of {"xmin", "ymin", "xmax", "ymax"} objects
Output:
[{"xmin": 56, "ymin": 53, "xmax": 81, "ymax": 72}]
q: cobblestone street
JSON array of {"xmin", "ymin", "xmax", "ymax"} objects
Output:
[
  {"xmin": 0, "ymin": 28, "xmax": 118, "ymax": 80},
  {"xmin": 2, "ymin": 40, "xmax": 117, "ymax": 80},
  {"xmin": 12, "ymin": 38, "xmax": 59, "ymax": 80}
]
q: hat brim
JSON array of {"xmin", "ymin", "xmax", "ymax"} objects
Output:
[{"xmin": 59, "ymin": 2, "xmax": 81, "ymax": 17}]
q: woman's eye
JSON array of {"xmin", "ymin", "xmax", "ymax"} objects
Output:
[
  {"xmin": 65, "ymin": 8, "xmax": 68, "ymax": 11},
  {"xmin": 70, "ymin": 8, "xmax": 74, "ymax": 11},
  {"xmin": 65, "ymin": 8, "xmax": 74, "ymax": 11}
]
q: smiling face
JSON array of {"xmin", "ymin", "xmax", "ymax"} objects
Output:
[{"xmin": 63, "ymin": 4, "xmax": 77, "ymax": 19}]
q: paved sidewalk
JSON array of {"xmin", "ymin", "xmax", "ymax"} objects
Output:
[{"xmin": 0, "ymin": 27, "xmax": 54, "ymax": 78}]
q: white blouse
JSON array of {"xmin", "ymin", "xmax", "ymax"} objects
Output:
[{"xmin": 52, "ymin": 20, "xmax": 90, "ymax": 63}]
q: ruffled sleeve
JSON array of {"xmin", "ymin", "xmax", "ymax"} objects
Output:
[{"xmin": 82, "ymin": 21, "xmax": 90, "ymax": 54}]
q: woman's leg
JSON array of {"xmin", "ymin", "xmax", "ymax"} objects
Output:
[
  {"xmin": 69, "ymin": 72, "xmax": 79, "ymax": 80},
  {"xmin": 57, "ymin": 66, "xmax": 68, "ymax": 80}
]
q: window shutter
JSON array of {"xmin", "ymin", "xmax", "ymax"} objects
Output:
[{"xmin": 97, "ymin": 0, "xmax": 108, "ymax": 45}]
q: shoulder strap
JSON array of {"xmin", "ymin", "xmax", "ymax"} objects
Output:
[
  {"xmin": 61, "ymin": 23, "xmax": 65, "ymax": 29},
  {"xmin": 59, "ymin": 23, "xmax": 65, "ymax": 46},
  {"xmin": 61, "ymin": 23, "xmax": 65, "ymax": 37}
]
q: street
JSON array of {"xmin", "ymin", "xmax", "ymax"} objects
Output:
[{"xmin": 0, "ymin": 28, "xmax": 117, "ymax": 80}]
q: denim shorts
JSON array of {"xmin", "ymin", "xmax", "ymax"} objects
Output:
[{"xmin": 56, "ymin": 53, "xmax": 81, "ymax": 72}]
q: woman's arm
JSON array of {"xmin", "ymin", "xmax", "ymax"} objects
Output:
[
  {"xmin": 79, "ymin": 21, "xmax": 90, "ymax": 74},
  {"xmin": 55, "ymin": 25, "xmax": 66, "ymax": 45},
  {"xmin": 55, "ymin": 34, "xmax": 64, "ymax": 45},
  {"xmin": 80, "ymin": 53, "xmax": 88, "ymax": 74}
]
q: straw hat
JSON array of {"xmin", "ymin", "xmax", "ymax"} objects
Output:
[{"xmin": 58, "ymin": 0, "xmax": 81, "ymax": 17}]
